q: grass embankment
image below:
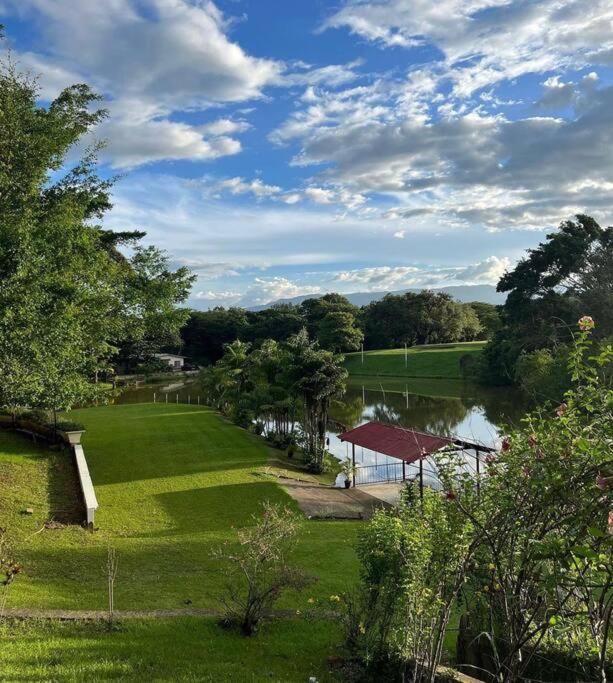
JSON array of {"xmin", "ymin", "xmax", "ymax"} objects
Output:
[
  {"xmin": 1, "ymin": 403, "xmax": 359, "ymax": 612},
  {"xmin": 345, "ymin": 341, "xmax": 485, "ymax": 379}
]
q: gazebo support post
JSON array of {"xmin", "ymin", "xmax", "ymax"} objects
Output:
[
  {"xmin": 402, "ymin": 459, "xmax": 406, "ymax": 481},
  {"xmin": 352, "ymin": 443, "xmax": 356, "ymax": 488},
  {"xmin": 419, "ymin": 458, "xmax": 424, "ymax": 500}
]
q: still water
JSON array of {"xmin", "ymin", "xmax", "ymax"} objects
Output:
[{"xmin": 115, "ymin": 374, "xmax": 526, "ymax": 485}]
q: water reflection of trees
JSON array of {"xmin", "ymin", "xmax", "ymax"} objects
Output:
[{"xmin": 330, "ymin": 382, "xmax": 528, "ymax": 437}]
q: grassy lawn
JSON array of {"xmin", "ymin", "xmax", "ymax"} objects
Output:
[
  {"xmin": 0, "ymin": 617, "xmax": 342, "ymax": 681},
  {"xmin": 1, "ymin": 403, "xmax": 360, "ymax": 612},
  {"xmin": 344, "ymin": 341, "xmax": 485, "ymax": 379}
]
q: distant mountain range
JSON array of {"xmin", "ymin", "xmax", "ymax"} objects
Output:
[{"xmin": 249, "ymin": 284, "xmax": 505, "ymax": 311}]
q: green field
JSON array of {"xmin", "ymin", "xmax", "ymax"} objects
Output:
[
  {"xmin": 1, "ymin": 403, "xmax": 359, "ymax": 611},
  {"xmin": 0, "ymin": 618, "xmax": 341, "ymax": 681},
  {"xmin": 0, "ymin": 403, "xmax": 363, "ymax": 680},
  {"xmin": 344, "ymin": 341, "xmax": 485, "ymax": 379}
]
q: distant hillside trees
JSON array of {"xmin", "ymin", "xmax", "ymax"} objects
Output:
[
  {"xmin": 360, "ymin": 291, "xmax": 482, "ymax": 349},
  {"xmin": 181, "ymin": 290, "xmax": 490, "ymax": 363}
]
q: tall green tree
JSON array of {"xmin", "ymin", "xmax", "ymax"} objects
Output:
[
  {"xmin": 182, "ymin": 307, "xmax": 248, "ymax": 365},
  {"xmin": 484, "ymin": 214, "xmax": 613, "ymax": 384},
  {"xmin": 286, "ymin": 330, "xmax": 347, "ymax": 472},
  {"xmin": 0, "ymin": 58, "xmax": 194, "ymax": 411},
  {"xmin": 317, "ymin": 310, "xmax": 364, "ymax": 352}
]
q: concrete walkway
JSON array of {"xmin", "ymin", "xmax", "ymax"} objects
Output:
[
  {"xmin": 280, "ymin": 477, "xmax": 392, "ymax": 520},
  {"xmin": 357, "ymin": 482, "xmax": 404, "ymax": 506}
]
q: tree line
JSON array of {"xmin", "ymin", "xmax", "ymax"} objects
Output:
[{"xmin": 181, "ymin": 291, "xmax": 497, "ymax": 365}]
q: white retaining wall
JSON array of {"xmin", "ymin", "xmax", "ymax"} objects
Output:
[{"xmin": 73, "ymin": 444, "xmax": 98, "ymax": 526}]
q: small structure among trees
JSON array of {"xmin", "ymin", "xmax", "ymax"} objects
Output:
[{"xmin": 338, "ymin": 421, "xmax": 495, "ymax": 489}]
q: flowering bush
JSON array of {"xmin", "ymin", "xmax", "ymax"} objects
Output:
[{"xmin": 442, "ymin": 320, "xmax": 613, "ymax": 681}]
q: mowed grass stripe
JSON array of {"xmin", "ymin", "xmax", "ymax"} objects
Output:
[{"xmin": 344, "ymin": 341, "xmax": 485, "ymax": 379}]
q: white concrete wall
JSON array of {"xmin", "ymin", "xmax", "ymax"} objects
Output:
[{"xmin": 73, "ymin": 444, "xmax": 98, "ymax": 526}]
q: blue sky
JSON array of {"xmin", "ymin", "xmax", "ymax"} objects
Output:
[{"xmin": 2, "ymin": 0, "xmax": 612, "ymax": 308}]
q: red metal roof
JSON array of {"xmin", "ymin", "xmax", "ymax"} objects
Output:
[{"xmin": 338, "ymin": 421, "xmax": 454, "ymax": 463}]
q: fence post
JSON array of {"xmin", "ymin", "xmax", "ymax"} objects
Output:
[
  {"xmin": 188, "ymin": 395, "xmax": 191, "ymax": 405},
  {"xmin": 176, "ymin": 393, "xmax": 178, "ymax": 404},
  {"xmin": 197, "ymin": 396, "xmax": 200, "ymax": 405},
  {"xmin": 153, "ymin": 392, "xmax": 156, "ymax": 403},
  {"xmin": 165, "ymin": 393, "xmax": 168, "ymax": 403},
  {"xmin": 419, "ymin": 459, "xmax": 424, "ymax": 500}
]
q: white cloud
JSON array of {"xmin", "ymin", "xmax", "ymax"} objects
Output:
[
  {"xmin": 213, "ymin": 177, "xmax": 282, "ymax": 199},
  {"xmin": 334, "ymin": 256, "xmax": 512, "ymax": 291},
  {"xmin": 200, "ymin": 118, "xmax": 251, "ymax": 136},
  {"xmin": 194, "ymin": 290, "xmax": 241, "ymax": 301},
  {"xmin": 454, "ymin": 256, "xmax": 511, "ymax": 284},
  {"xmin": 5, "ymin": 0, "xmax": 280, "ymax": 167},
  {"xmin": 304, "ymin": 186, "xmax": 366, "ymax": 210},
  {"xmin": 335, "ymin": 266, "xmax": 420, "ymax": 289},
  {"xmin": 281, "ymin": 193, "xmax": 302, "ymax": 205},
  {"xmin": 286, "ymin": 84, "xmax": 613, "ymax": 229},
  {"xmin": 393, "ymin": 230, "xmax": 405, "ymax": 239},
  {"xmin": 322, "ymin": 0, "xmax": 613, "ymax": 97},
  {"xmin": 237, "ymin": 277, "xmax": 321, "ymax": 307},
  {"xmin": 278, "ymin": 60, "xmax": 363, "ymax": 88},
  {"xmin": 100, "ymin": 119, "xmax": 241, "ymax": 169}
]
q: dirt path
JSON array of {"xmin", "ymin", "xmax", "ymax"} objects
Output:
[{"xmin": 1, "ymin": 608, "xmax": 219, "ymax": 620}]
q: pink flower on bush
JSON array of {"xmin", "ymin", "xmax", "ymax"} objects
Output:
[
  {"xmin": 528, "ymin": 434, "xmax": 538, "ymax": 449},
  {"xmin": 446, "ymin": 490, "xmax": 457, "ymax": 501},
  {"xmin": 609, "ymin": 511, "xmax": 613, "ymax": 535},
  {"xmin": 485, "ymin": 454, "xmax": 497, "ymax": 466},
  {"xmin": 578, "ymin": 315, "xmax": 595, "ymax": 331},
  {"xmin": 501, "ymin": 437, "xmax": 511, "ymax": 452},
  {"xmin": 597, "ymin": 475, "xmax": 610, "ymax": 491},
  {"xmin": 555, "ymin": 403, "xmax": 567, "ymax": 417}
]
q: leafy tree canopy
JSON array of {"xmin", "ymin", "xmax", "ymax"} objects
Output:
[{"xmin": 0, "ymin": 56, "xmax": 194, "ymax": 410}]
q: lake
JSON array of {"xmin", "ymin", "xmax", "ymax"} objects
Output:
[{"xmin": 115, "ymin": 374, "xmax": 526, "ymax": 485}]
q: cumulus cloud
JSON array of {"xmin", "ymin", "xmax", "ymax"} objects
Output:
[
  {"xmin": 194, "ymin": 290, "xmax": 241, "ymax": 301},
  {"xmin": 4, "ymin": 0, "xmax": 280, "ymax": 167},
  {"xmin": 284, "ymin": 83, "xmax": 613, "ymax": 229},
  {"xmin": 212, "ymin": 177, "xmax": 282, "ymax": 199},
  {"xmin": 334, "ymin": 256, "xmax": 512, "ymax": 291},
  {"xmin": 237, "ymin": 277, "xmax": 321, "ymax": 307}
]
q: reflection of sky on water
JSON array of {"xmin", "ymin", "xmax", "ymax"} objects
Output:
[{"xmin": 327, "ymin": 380, "xmax": 526, "ymax": 486}]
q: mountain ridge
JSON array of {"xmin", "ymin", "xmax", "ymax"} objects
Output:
[{"xmin": 249, "ymin": 284, "xmax": 505, "ymax": 311}]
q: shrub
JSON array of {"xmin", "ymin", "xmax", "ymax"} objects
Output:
[
  {"xmin": 345, "ymin": 489, "xmax": 475, "ymax": 682},
  {"xmin": 444, "ymin": 320, "xmax": 613, "ymax": 681},
  {"xmin": 54, "ymin": 419, "xmax": 85, "ymax": 432},
  {"xmin": 215, "ymin": 503, "xmax": 315, "ymax": 635}
]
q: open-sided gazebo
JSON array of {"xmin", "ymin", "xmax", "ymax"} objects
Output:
[{"xmin": 338, "ymin": 420, "xmax": 495, "ymax": 493}]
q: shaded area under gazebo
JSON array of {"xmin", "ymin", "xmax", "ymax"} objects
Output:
[{"xmin": 338, "ymin": 421, "xmax": 496, "ymax": 493}]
